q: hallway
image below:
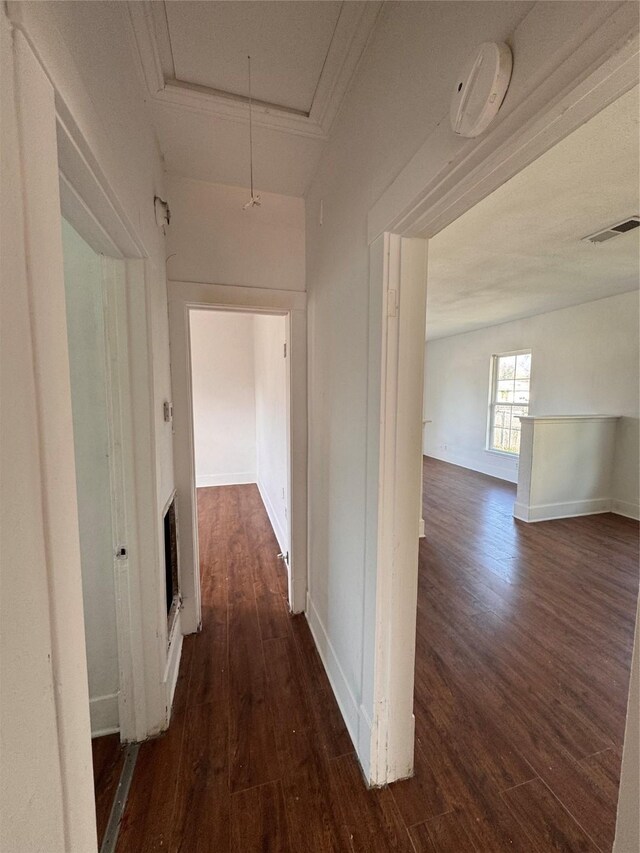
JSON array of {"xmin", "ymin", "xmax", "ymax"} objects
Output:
[
  {"xmin": 115, "ymin": 464, "xmax": 638, "ymax": 852},
  {"xmin": 116, "ymin": 484, "xmax": 378, "ymax": 852}
]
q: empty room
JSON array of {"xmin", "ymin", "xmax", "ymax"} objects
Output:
[
  {"xmin": 2, "ymin": 2, "xmax": 639, "ymax": 852},
  {"xmin": 413, "ymin": 85, "xmax": 640, "ymax": 850}
]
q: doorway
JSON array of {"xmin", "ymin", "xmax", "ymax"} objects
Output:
[
  {"xmin": 168, "ymin": 281, "xmax": 308, "ymax": 635},
  {"xmin": 189, "ymin": 308, "xmax": 291, "ymax": 568},
  {"xmin": 369, "ymin": 74, "xmax": 639, "ymax": 852}
]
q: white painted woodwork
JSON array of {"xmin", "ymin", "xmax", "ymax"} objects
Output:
[
  {"xmin": 62, "ymin": 220, "xmax": 120, "ymax": 737},
  {"xmin": 168, "ymin": 282, "xmax": 307, "ymax": 623},
  {"xmin": 164, "ymin": 1, "xmax": 342, "ymax": 113},
  {"xmin": 614, "ymin": 600, "xmax": 640, "ymax": 852},
  {"xmin": 7, "ymin": 26, "xmax": 98, "ymax": 852},
  {"xmin": 368, "ymin": 234, "xmax": 428, "ymax": 784},
  {"xmin": 515, "ymin": 415, "xmax": 620, "ymax": 522},
  {"xmin": 127, "ymin": 1, "xmax": 382, "ymax": 194}
]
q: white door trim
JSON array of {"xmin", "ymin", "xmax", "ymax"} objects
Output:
[
  {"xmin": 365, "ymin": 234, "xmax": 427, "ymax": 785},
  {"xmin": 168, "ymin": 280, "xmax": 308, "ymax": 629},
  {"xmin": 364, "ymin": 6, "xmax": 638, "ymax": 787},
  {"xmin": 100, "ymin": 257, "xmax": 148, "ymax": 742},
  {"xmin": 10, "ymin": 1, "xmax": 170, "ymax": 756}
]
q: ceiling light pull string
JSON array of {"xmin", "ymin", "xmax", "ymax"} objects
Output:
[{"xmin": 243, "ymin": 54, "xmax": 261, "ymax": 209}]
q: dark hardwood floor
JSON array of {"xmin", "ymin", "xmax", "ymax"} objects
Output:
[
  {"xmin": 115, "ymin": 460, "xmax": 639, "ymax": 852},
  {"xmin": 91, "ymin": 733, "xmax": 125, "ymax": 848}
]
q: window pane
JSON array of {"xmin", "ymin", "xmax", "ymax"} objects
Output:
[
  {"xmin": 511, "ymin": 405, "xmax": 528, "ymax": 422},
  {"xmin": 494, "ymin": 405, "xmax": 510, "ymax": 428},
  {"xmin": 515, "ymin": 353, "xmax": 531, "ymax": 379},
  {"xmin": 497, "ymin": 356, "xmax": 516, "ymax": 380},
  {"xmin": 496, "ymin": 380, "xmax": 515, "ymax": 402},
  {"xmin": 507, "ymin": 429, "xmax": 521, "ymax": 454},
  {"xmin": 493, "ymin": 427, "xmax": 508, "ymax": 452},
  {"xmin": 514, "ymin": 380, "xmax": 530, "ymax": 403}
]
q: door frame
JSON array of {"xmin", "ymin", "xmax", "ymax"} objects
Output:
[
  {"xmin": 365, "ymin": 6, "xmax": 639, "ymax": 785},
  {"xmin": 168, "ymin": 280, "xmax": 308, "ymax": 630},
  {"xmin": 11, "ymin": 7, "xmax": 171, "ymax": 754}
]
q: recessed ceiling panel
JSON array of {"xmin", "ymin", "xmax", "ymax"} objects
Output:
[{"xmin": 164, "ymin": 0, "xmax": 343, "ymax": 113}]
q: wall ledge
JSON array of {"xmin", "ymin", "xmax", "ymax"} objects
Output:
[{"xmin": 519, "ymin": 415, "xmax": 620, "ymax": 423}]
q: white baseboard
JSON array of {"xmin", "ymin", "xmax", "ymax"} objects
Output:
[
  {"xmin": 165, "ymin": 612, "xmax": 183, "ymax": 721},
  {"xmin": 90, "ymin": 692, "xmax": 119, "ymax": 738},
  {"xmin": 514, "ymin": 497, "xmax": 612, "ymax": 522},
  {"xmin": 425, "ymin": 450, "xmax": 518, "ymax": 484},
  {"xmin": 257, "ymin": 478, "xmax": 287, "ymax": 556},
  {"xmin": 612, "ymin": 499, "xmax": 640, "ymax": 521},
  {"xmin": 305, "ymin": 594, "xmax": 367, "ymax": 765},
  {"xmin": 196, "ymin": 471, "xmax": 256, "ymax": 488}
]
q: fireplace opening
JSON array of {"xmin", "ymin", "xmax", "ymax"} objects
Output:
[{"xmin": 163, "ymin": 494, "xmax": 179, "ymax": 628}]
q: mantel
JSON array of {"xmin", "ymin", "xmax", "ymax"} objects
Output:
[{"xmin": 518, "ymin": 415, "xmax": 620, "ymax": 424}]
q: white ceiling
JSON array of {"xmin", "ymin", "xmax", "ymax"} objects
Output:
[
  {"xmin": 164, "ymin": 1, "xmax": 342, "ymax": 113},
  {"xmin": 127, "ymin": 1, "xmax": 381, "ymax": 196},
  {"xmin": 426, "ymin": 86, "xmax": 640, "ymax": 340}
]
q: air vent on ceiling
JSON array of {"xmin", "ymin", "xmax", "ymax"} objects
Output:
[{"xmin": 583, "ymin": 217, "xmax": 640, "ymax": 244}]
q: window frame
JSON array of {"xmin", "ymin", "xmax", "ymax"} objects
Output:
[{"xmin": 486, "ymin": 349, "xmax": 532, "ymax": 456}]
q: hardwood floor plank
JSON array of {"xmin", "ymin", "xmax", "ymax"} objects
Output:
[
  {"xmin": 230, "ymin": 780, "xmax": 292, "ymax": 852},
  {"xmin": 411, "ymin": 801, "xmax": 531, "ymax": 853},
  {"xmin": 278, "ymin": 728, "xmax": 353, "ymax": 852},
  {"xmin": 171, "ymin": 700, "xmax": 230, "ymax": 853},
  {"xmin": 116, "ymin": 714, "xmax": 186, "ymax": 853},
  {"xmin": 502, "ymin": 777, "xmax": 599, "ymax": 851},
  {"xmin": 535, "ymin": 747, "xmax": 622, "ymax": 852},
  {"xmin": 329, "ymin": 753, "xmax": 414, "ymax": 852},
  {"xmin": 225, "ymin": 490, "xmax": 280, "ymax": 793}
]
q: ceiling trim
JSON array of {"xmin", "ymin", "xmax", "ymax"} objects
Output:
[{"xmin": 127, "ymin": 1, "xmax": 382, "ymax": 141}]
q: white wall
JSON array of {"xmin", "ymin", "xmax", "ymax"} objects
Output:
[
  {"xmin": 423, "ymin": 291, "xmax": 640, "ymax": 516},
  {"xmin": 191, "ymin": 310, "xmax": 257, "ymax": 487},
  {"xmin": 254, "ymin": 314, "xmax": 289, "ymax": 555},
  {"xmin": 1, "ymin": 13, "xmax": 71, "ymax": 850},
  {"xmin": 1, "ymin": 2, "xmax": 174, "ymax": 847},
  {"xmin": 166, "ymin": 176, "xmax": 305, "ymax": 291},
  {"xmin": 303, "ymin": 0, "xmax": 635, "ymax": 777},
  {"xmin": 190, "ymin": 310, "xmax": 289, "ymax": 556},
  {"xmin": 62, "ymin": 220, "xmax": 119, "ymax": 735}
]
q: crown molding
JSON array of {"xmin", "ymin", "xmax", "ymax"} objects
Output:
[{"xmin": 126, "ymin": 1, "xmax": 381, "ymax": 141}]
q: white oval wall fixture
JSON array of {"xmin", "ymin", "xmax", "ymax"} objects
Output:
[{"xmin": 450, "ymin": 42, "xmax": 513, "ymax": 138}]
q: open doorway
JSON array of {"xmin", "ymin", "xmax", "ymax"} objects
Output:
[
  {"xmin": 189, "ymin": 308, "xmax": 291, "ymax": 573},
  {"xmin": 394, "ymin": 86, "xmax": 639, "ymax": 846},
  {"xmin": 60, "ymin": 219, "xmax": 127, "ymax": 847}
]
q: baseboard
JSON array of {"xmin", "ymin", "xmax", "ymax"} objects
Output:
[
  {"xmin": 257, "ymin": 478, "xmax": 287, "ymax": 555},
  {"xmin": 165, "ymin": 612, "xmax": 183, "ymax": 722},
  {"xmin": 196, "ymin": 471, "xmax": 256, "ymax": 488},
  {"xmin": 514, "ymin": 497, "xmax": 612, "ymax": 522},
  {"xmin": 90, "ymin": 692, "xmax": 119, "ymax": 737},
  {"xmin": 612, "ymin": 499, "xmax": 640, "ymax": 521},
  {"xmin": 425, "ymin": 450, "xmax": 518, "ymax": 484},
  {"xmin": 305, "ymin": 594, "xmax": 364, "ymax": 760}
]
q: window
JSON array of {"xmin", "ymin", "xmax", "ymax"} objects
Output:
[{"xmin": 488, "ymin": 350, "xmax": 531, "ymax": 455}]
